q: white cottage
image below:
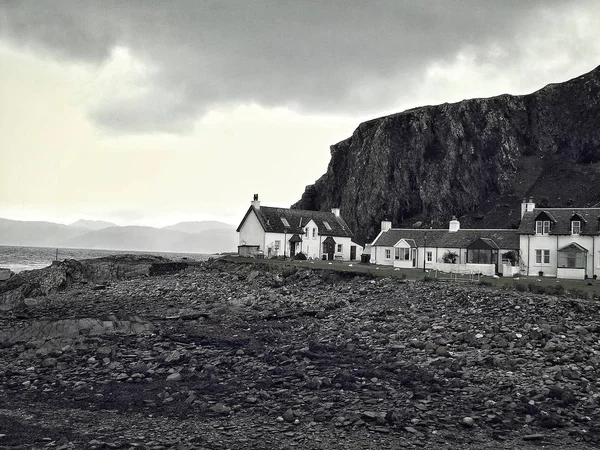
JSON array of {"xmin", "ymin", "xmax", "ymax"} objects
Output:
[
  {"xmin": 370, "ymin": 217, "xmax": 521, "ymax": 276},
  {"xmin": 237, "ymin": 195, "xmax": 362, "ymax": 261},
  {"xmin": 518, "ymin": 200, "xmax": 600, "ymax": 279}
]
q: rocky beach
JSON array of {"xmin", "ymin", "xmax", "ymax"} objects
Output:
[{"xmin": 1, "ymin": 256, "xmax": 599, "ymax": 449}]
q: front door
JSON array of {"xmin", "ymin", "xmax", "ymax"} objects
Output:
[
  {"xmin": 323, "ymin": 243, "xmax": 334, "ymax": 260},
  {"xmin": 289, "ymin": 242, "xmax": 296, "ymax": 257},
  {"xmin": 350, "ymin": 245, "xmax": 356, "ymax": 261}
]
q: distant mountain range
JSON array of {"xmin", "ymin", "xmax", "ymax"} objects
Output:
[{"xmin": 0, "ymin": 218, "xmax": 237, "ymax": 254}]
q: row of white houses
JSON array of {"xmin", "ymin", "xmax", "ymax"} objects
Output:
[
  {"xmin": 370, "ymin": 199, "xmax": 600, "ymax": 280},
  {"xmin": 237, "ymin": 195, "xmax": 600, "ymax": 279}
]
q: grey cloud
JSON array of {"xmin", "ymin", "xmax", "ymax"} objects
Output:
[{"xmin": 0, "ymin": 0, "xmax": 594, "ymax": 132}]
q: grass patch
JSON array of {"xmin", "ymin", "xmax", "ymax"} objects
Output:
[{"xmin": 218, "ymin": 256, "xmax": 600, "ymax": 299}]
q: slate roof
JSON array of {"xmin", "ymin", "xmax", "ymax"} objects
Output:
[
  {"xmin": 236, "ymin": 206, "xmax": 355, "ymax": 238},
  {"xmin": 558, "ymin": 242, "xmax": 588, "ymax": 253},
  {"xmin": 372, "ymin": 228, "xmax": 520, "ymax": 249},
  {"xmin": 519, "ymin": 208, "xmax": 600, "ymax": 235}
]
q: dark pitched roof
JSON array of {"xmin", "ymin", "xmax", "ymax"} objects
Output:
[
  {"xmin": 558, "ymin": 242, "xmax": 588, "ymax": 253},
  {"xmin": 518, "ymin": 208, "xmax": 600, "ymax": 235},
  {"xmin": 468, "ymin": 237, "xmax": 499, "ymax": 249},
  {"xmin": 237, "ymin": 206, "xmax": 354, "ymax": 238},
  {"xmin": 372, "ymin": 228, "xmax": 520, "ymax": 249}
]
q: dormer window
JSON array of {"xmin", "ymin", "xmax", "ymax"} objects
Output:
[
  {"xmin": 535, "ymin": 220, "xmax": 550, "ymax": 234},
  {"xmin": 571, "ymin": 221, "xmax": 581, "ymax": 235}
]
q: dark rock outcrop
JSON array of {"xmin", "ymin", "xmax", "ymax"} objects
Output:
[
  {"xmin": 0, "ymin": 254, "xmax": 175, "ymax": 309},
  {"xmin": 294, "ymin": 65, "xmax": 600, "ymax": 244},
  {"xmin": 0, "ymin": 268, "xmax": 14, "ymax": 281}
]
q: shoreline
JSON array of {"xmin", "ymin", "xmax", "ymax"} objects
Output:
[{"xmin": 0, "ymin": 257, "xmax": 599, "ymax": 448}]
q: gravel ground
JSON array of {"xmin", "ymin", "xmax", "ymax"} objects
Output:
[{"xmin": 1, "ymin": 258, "xmax": 599, "ymax": 449}]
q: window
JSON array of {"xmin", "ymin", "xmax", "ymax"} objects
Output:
[
  {"xmin": 426, "ymin": 251, "xmax": 432, "ymax": 262},
  {"xmin": 502, "ymin": 251, "xmax": 517, "ymax": 266},
  {"xmin": 558, "ymin": 250, "xmax": 585, "ymax": 268},
  {"xmin": 571, "ymin": 221, "xmax": 581, "ymax": 235},
  {"xmin": 467, "ymin": 249, "xmax": 493, "ymax": 264},
  {"xmin": 394, "ymin": 248, "xmax": 411, "ymax": 260},
  {"xmin": 385, "ymin": 249, "xmax": 391, "ymax": 259},
  {"xmin": 305, "ymin": 228, "xmax": 309, "ymax": 238},
  {"xmin": 323, "ymin": 221, "xmax": 332, "ymax": 230},
  {"xmin": 535, "ymin": 249, "xmax": 550, "ymax": 265},
  {"xmin": 535, "ymin": 220, "xmax": 550, "ymax": 234},
  {"xmin": 280, "ymin": 217, "xmax": 290, "ymax": 227},
  {"xmin": 337, "ymin": 244, "xmax": 343, "ymax": 253},
  {"xmin": 312, "ymin": 228, "xmax": 316, "ymax": 238},
  {"xmin": 274, "ymin": 240, "xmax": 281, "ymax": 250}
]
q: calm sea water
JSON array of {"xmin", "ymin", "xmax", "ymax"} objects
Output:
[{"xmin": 0, "ymin": 245, "xmax": 213, "ymax": 273}]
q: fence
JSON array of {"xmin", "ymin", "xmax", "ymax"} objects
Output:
[{"xmin": 435, "ymin": 266, "xmax": 481, "ymax": 283}]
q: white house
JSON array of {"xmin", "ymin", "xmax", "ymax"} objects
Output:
[
  {"xmin": 518, "ymin": 200, "xmax": 600, "ymax": 280},
  {"xmin": 237, "ymin": 195, "xmax": 363, "ymax": 261},
  {"xmin": 370, "ymin": 217, "xmax": 521, "ymax": 276}
]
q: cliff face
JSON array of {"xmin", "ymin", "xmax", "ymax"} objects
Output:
[{"xmin": 293, "ymin": 65, "xmax": 600, "ymax": 244}]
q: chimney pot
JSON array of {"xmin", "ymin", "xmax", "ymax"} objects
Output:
[
  {"xmin": 449, "ymin": 216, "xmax": 460, "ymax": 232},
  {"xmin": 251, "ymin": 194, "xmax": 260, "ymax": 210},
  {"xmin": 381, "ymin": 220, "xmax": 392, "ymax": 232}
]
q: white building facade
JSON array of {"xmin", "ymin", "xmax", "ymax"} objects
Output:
[
  {"xmin": 518, "ymin": 205, "xmax": 600, "ymax": 280},
  {"xmin": 237, "ymin": 195, "xmax": 362, "ymax": 261}
]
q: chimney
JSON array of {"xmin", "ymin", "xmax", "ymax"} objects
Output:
[
  {"xmin": 331, "ymin": 207, "xmax": 340, "ymax": 217},
  {"xmin": 449, "ymin": 216, "xmax": 460, "ymax": 232},
  {"xmin": 251, "ymin": 194, "xmax": 260, "ymax": 210},
  {"xmin": 381, "ymin": 220, "xmax": 392, "ymax": 232},
  {"xmin": 520, "ymin": 197, "xmax": 535, "ymax": 218}
]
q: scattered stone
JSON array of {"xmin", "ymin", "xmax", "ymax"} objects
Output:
[
  {"xmin": 283, "ymin": 409, "xmax": 295, "ymax": 423},
  {"xmin": 523, "ymin": 434, "xmax": 545, "ymax": 441},
  {"xmin": 165, "ymin": 372, "xmax": 182, "ymax": 382},
  {"xmin": 210, "ymin": 403, "xmax": 231, "ymax": 415},
  {"xmin": 462, "ymin": 417, "xmax": 475, "ymax": 427}
]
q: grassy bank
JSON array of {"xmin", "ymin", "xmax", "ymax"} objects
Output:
[{"xmin": 218, "ymin": 255, "xmax": 600, "ymax": 300}]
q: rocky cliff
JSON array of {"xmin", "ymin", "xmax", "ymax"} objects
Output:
[{"xmin": 294, "ymin": 65, "xmax": 600, "ymax": 244}]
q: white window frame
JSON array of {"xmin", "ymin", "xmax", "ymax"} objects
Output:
[
  {"xmin": 394, "ymin": 247, "xmax": 411, "ymax": 260},
  {"xmin": 305, "ymin": 228, "xmax": 309, "ymax": 238},
  {"xmin": 571, "ymin": 221, "xmax": 581, "ymax": 235},
  {"xmin": 535, "ymin": 249, "xmax": 550, "ymax": 265},
  {"xmin": 337, "ymin": 244, "xmax": 343, "ymax": 253},
  {"xmin": 312, "ymin": 228, "xmax": 316, "ymax": 238},
  {"xmin": 385, "ymin": 249, "xmax": 391, "ymax": 259},
  {"xmin": 535, "ymin": 220, "xmax": 550, "ymax": 234},
  {"xmin": 274, "ymin": 240, "xmax": 281, "ymax": 251},
  {"xmin": 426, "ymin": 251, "xmax": 432, "ymax": 262}
]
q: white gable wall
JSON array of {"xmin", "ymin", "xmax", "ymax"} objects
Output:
[
  {"xmin": 238, "ymin": 211, "xmax": 265, "ymax": 250},
  {"xmin": 301, "ymin": 219, "xmax": 321, "ymax": 259}
]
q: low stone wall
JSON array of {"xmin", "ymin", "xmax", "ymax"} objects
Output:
[{"xmin": 434, "ymin": 262, "xmax": 496, "ymax": 276}]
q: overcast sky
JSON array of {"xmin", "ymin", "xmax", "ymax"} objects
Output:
[{"xmin": 1, "ymin": 1, "xmax": 599, "ymax": 227}]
